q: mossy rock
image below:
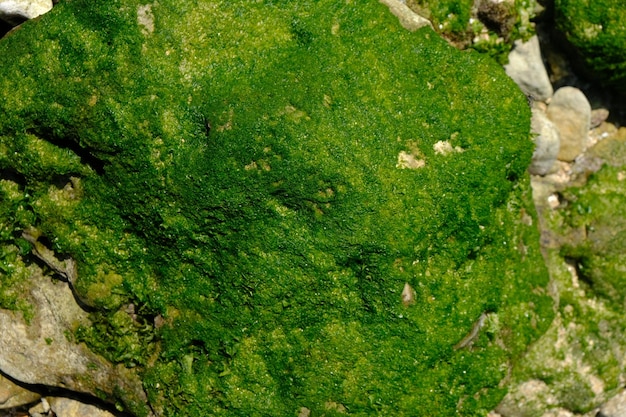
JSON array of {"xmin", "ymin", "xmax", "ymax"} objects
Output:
[
  {"xmin": 506, "ymin": 161, "xmax": 626, "ymax": 414},
  {"xmin": 555, "ymin": 0, "xmax": 626, "ymax": 91},
  {"xmin": 0, "ymin": 0, "xmax": 552, "ymax": 415},
  {"xmin": 406, "ymin": 0, "xmax": 537, "ymax": 63},
  {"xmin": 561, "ymin": 164, "xmax": 626, "ymax": 305}
]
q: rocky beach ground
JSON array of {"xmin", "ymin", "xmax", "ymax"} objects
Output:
[{"xmin": 1, "ymin": 0, "xmax": 626, "ymax": 416}]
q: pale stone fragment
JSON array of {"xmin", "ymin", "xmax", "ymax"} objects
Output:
[
  {"xmin": 0, "ymin": 0, "xmax": 52, "ymax": 26},
  {"xmin": 546, "ymin": 87, "xmax": 591, "ymax": 162}
]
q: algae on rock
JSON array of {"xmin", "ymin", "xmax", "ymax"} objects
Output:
[
  {"xmin": 502, "ymin": 135, "xmax": 626, "ymax": 415},
  {"xmin": 555, "ymin": 0, "xmax": 626, "ymax": 91},
  {"xmin": 406, "ymin": 0, "xmax": 539, "ymax": 63},
  {"xmin": 0, "ymin": 0, "xmax": 552, "ymax": 415}
]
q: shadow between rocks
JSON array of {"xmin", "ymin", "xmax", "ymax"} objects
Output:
[{"xmin": 0, "ymin": 369, "xmax": 133, "ymax": 417}]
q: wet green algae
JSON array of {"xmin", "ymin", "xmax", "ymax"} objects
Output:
[
  {"xmin": 555, "ymin": 0, "xmax": 626, "ymax": 91},
  {"xmin": 0, "ymin": 0, "xmax": 552, "ymax": 415},
  {"xmin": 505, "ymin": 161, "xmax": 626, "ymax": 415}
]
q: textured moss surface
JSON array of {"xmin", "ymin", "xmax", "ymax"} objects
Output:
[
  {"xmin": 506, "ymin": 162, "xmax": 626, "ymax": 415},
  {"xmin": 555, "ymin": 0, "xmax": 626, "ymax": 90},
  {"xmin": 561, "ymin": 165, "xmax": 626, "ymax": 307},
  {"xmin": 0, "ymin": 0, "xmax": 552, "ymax": 415}
]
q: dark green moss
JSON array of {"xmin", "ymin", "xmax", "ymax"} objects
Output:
[
  {"xmin": 0, "ymin": 0, "xmax": 551, "ymax": 415},
  {"xmin": 555, "ymin": 0, "xmax": 626, "ymax": 91}
]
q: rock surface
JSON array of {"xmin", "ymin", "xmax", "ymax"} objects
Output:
[
  {"xmin": 0, "ymin": 0, "xmax": 552, "ymax": 415},
  {"xmin": 598, "ymin": 389, "xmax": 626, "ymax": 417},
  {"xmin": 0, "ymin": 374, "xmax": 39, "ymax": 409},
  {"xmin": 0, "ymin": 268, "xmax": 151, "ymax": 416},
  {"xmin": 497, "ymin": 106, "xmax": 626, "ymax": 417},
  {"xmin": 546, "ymin": 86, "xmax": 591, "ymax": 162},
  {"xmin": 505, "ymin": 35, "xmax": 553, "ymax": 101},
  {"xmin": 379, "ymin": 0, "xmax": 432, "ymax": 31},
  {"xmin": 529, "ymin": 106, "xmax": 560, "ymax": 175},
  {"xmin": 0, "ymin": 0, "xmax": 51, "ymax": 26},
  {"xmin": 47, "ymin": 397, "xmax": 116, "ymax": 417}
]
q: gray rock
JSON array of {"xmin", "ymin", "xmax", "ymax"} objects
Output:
[
  {"xmin": 48, "ymin": 397, "xmax": 116, "ymax": 417},
  {"xmin": 505, "ymin": 35, "xmax": 554, "ymax": 102},
  {"xmin": 378, "ymin": 0, "xmax": 432, "ymax": 31},
  {"xmin": 529, "ymin": 107, "xmax": 560, "ymax": 175},
  {"xmin": 0, "ymin": 373, "xmax": 40, "ymax": 409},
  {"xmin": 0, "ymin": 269, "xmax": 153, "ymax": 416},
  {"xmin": 495, "ymin": 379, "xmax": 559, "ymax": 417},
  {"xmin": 0, "ymin": 0, "xmax": 52, "ymax": 26},
  {"xmin": 546, "ymin": 86, "xmax": 591, "ymax": 162},
  {"xmin": 599, "ymin": 389, "xmax": 626, "ymax": 417},
  {"xmin": 590, "ymin": 108, "xmax": 610, "ymax": 129}
]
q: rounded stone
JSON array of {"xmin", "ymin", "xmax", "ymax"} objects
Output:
[
  {"xmin": 546, "ymin": 86, "xmax": 591, "ymax": 162},
  {"xmin": 505, "ymin": 35, "xmax": 554, "ymax": 102},
  {"xmin": 529, "ymin": 107, "xmax": 560, "ymax": 175}
]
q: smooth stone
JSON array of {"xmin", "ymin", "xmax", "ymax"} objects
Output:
[
  {"xmin": 529, "ymin": 107, "xmax": 560, "ymax": 175},
  {"xmin": 48, "ymin": 397, "xmax": 116, "ymax": 417},
  {"xmin": 379, "ymin": 0, "xmax": 432, "ymax": 31},
  {"xmin": 495, "ymin": 379, "xmax": 558, "ymax": 417},
  {"xmin": 0, "ymin": 373, "xmax": 40, "ymax": 409},
  {"xmin": 546, "ymin": 86, "xmax": 591, "ymax": 162},
  {"xmin": 598, "ymin": 389, "xmax": 626, "ymax": 417},
  {"xmin": 0, "ymin": 0, "xmax": 52, "ymax": 26},
  {"xmin": 590, "ymin": 108, "xmax": 609, "ymax": 129},
  {"xmin": 505, "ymin": 35, "xmax": 553, "ymax": 102}
]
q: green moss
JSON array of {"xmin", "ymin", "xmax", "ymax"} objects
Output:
[
  {"xmin": 561, "ymin": 165, "xmax": 626, "ymax": 305},
  {"xmin": 555, "ymin": 0, "xmax": 626, "ymax": 90},
  {"xmin": 0, "ymin": 0, "xmax": 552, "ymax": 415},
  {"xmin": 509, "ymin": 166, "xmax": 626, "ymax": 413}
]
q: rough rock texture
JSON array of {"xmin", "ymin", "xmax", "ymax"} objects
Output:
[
  {"xmin": 0, "ymin": 374, "xmax": 40, "ymax": 409},
  {"xmin": 0, "ymin": 269, "xmax": 151, "ymax": 416},
  {"xmin": 554, "ymin": 0, "xmax": 626, "ymax": 92},
  {"xmin": 598, "ymin": 389, "xmax": 626, "ymax": 417},
  {"xmin": 48, "ymin": 397, "xmax": 116, "ymax": 417},
  {"xmin": 498, "ymin": 121, "xmax": 626, "ymax": 417},
  {"xmin": 0, "ymin": 0, "xmax": 51, "ymax": 26},
  {"xmin": 0, "ymin": 0, "xmax": 552, "ymax": 415},
  {"xmin": 505, "ymin": 36, "xmax": 553, "ymax": 101},
  {"xmin": 529, "ymin": 106, "xmax": 560, "ymax": 175},
  {"xmin": 546, "ymin": 87, "xmax": 591, "ymax": 162}
]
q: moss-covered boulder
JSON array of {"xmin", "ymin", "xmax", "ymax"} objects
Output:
[
  {"xmin": 0, "ymin": 0, "xmax": 552, "ymax": 415},
  {"xmin": 502, "ymin": 128, "xmax": 626, "ymax": 416},
  {"xmin": 555, "ymin": 0, "xmax": 626, "ymax": 91}
]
